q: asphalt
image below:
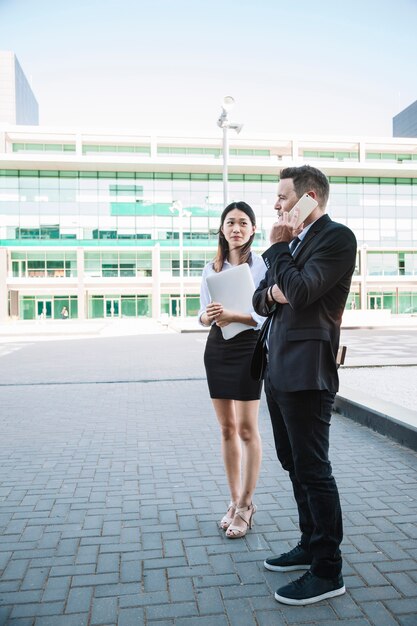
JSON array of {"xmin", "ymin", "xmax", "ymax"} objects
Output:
[{"xmin": 0, "ymin": 322, "xmax": 416, "ymax": 625}]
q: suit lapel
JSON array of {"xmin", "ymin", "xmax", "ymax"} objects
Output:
[{"xmin": 293, "ymin": 214, "xmax": 331, "ymax": 259}]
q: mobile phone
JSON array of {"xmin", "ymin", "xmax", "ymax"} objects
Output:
[{"xmin": 288, "ymin": 193, "xmax": 318, "ymax": 228}]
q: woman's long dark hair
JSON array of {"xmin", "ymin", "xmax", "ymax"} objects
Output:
[{"xmin": 213, "ymin": 201, "xmax": 256, "ymax": 272}]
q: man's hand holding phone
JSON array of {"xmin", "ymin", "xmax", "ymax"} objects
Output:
[
  {"xmin": 270, "ymin": 207, "xmax": 301, "ymax": 244},
  {"xmin": 270, "ymin": 193, "xmax": 318, "ymax": 244}
]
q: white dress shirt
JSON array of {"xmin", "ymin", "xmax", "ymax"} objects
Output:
[{"xmin": 198, "ymin": 253, "xmax": 267, "ymax": 330}]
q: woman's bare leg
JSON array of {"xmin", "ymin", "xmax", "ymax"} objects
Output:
[
  {"xmin": 212, "ymin": 398, "xmax": 241, "ymax": 504},
  {"xmin": 229, "ymin": 399, "xmax": 262, "ymax": 533}
]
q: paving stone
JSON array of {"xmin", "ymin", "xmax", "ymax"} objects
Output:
[
  {"xmin": 195, "ymin": 587, "xmax": 224, "ymax": 615},
  {"xmin": 42, "ymin": 576, "xmax": 71, "ymax": 602},
  {"xmin": 90, "ymin": 596, "xmax": 118, "ymax": 625},
  {"xmin": 361, "ymin": 601, "xmax": 402, "ymax": 626},
  {"xmin": 168, "ymin": 577, "xmax": 194, "ymax": 602},
  {"xmin": 20, "ymin": 567, "xmax": 50, "ymax": 591},
  {"xmin": 145, "ymin": 601, "xmax": 198, "ymax": 620},
  {"xmin": 1, "ymin": 334, "xmax": 417, "ymax": 626},
  {"xmin": 1, "ymin": 560, "xmax": 30, "ymax": 581},
  {"xmin": 96, "ymin": 553, "xmax": 119, "ymax": 574},
  {"xmin": 10, "ymin": 602, "xmax": 64, "ymax": 619},
  {"xmin": 117, "ymin": 607, "xmax": 145, "ymax": 626}
]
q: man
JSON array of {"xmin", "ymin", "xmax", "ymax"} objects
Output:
[{"xmin": 253, "ymin": 165, "xmax": 357, "ymax": 606}]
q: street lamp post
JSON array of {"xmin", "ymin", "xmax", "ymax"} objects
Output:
[
  {"xmin": 171, "ymin": 201, "xmax": 191, "ymax": 320},
  {"xmin": 217, "ymin": 96, "xmax": 243, "ymax": 207}
]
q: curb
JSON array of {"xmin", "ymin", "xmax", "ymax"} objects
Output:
[{"xmin": 334, "ymin": 388, "xmax": 417, "ymax": 452}]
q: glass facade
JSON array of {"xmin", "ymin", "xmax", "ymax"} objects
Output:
[
  {"xmin": 1, "ymin": 170, "xmax": 417, "ymax": 247},
  {"xmin": 1, "ymin": 130, "xmax": 416, "ymax": 320}
]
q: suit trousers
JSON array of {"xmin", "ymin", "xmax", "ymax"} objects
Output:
[{"xmin": 264, "ymin": 366, "xmax": 343, "ymax": 578}]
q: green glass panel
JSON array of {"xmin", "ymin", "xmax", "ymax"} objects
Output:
[
  {"xmin": 21, "ymin": 297, "xmax": 36, "ymax": 320},
  {"xmin": 121, "ymin": 297, "xmax": 136, "ymax": 317},
  {"xmin": 80, "ymin": 171, "xmax": 98, "ymax": 178},
  {"xmin": 40, "ymin": 170, "xmax": 59, "ymax": 177},
  {"xmin": 89, "ymin": 296, "xmax": 104, "ymax": 318},
  {"xmin": 117, "ymin": 172, "xmax": 135, "ymax": 178},
  {"xmin": 186, "ymin": 296, "xmax": 200, "ymax": 316},
  {"xmin": 0, "ymin": 169, "xmax": 19, "ymax": 176},
  {"xmin": 60, "ymin": 171, "xmax": 78, "ymax": 177},
  {"xmin": 137, "ymin": 296, "xmax": 151, "ymax": 317}
]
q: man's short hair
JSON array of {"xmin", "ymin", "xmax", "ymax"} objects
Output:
[{"xmin": 280, "ymin": 165, "xmax": 329, "ymax": 207}]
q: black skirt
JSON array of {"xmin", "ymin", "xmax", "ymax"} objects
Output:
[{"xmin": 204, "ymin": 324, "xmax": 263, "ymax": 400}]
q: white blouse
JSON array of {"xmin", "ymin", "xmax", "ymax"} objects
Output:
[{"xmin": 198, "ymin": 253, "xmax": 267, "ymax": 330}]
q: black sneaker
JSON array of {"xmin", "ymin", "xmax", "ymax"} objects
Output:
[
  {"xmin": 264, "ymin": 543, "xmax": 312, "ymax": 572},
  {"xmin": 275, "ymin": 570, "xmax": 345, "ymax": 606}
]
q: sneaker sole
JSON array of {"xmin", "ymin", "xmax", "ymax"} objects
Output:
[
  {"xmin": 264, "ymin": 561, "xmax": 311, "ymax": 572},
  {"xmin": 274, "ymin": 585, "xmax": 346, "ymax": 605}
]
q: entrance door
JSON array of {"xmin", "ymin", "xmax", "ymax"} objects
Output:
[
  {"xmin": 105, "ymin": 298, "xmax": 120, "ymax": 317},
  {"xmin": 368, "ymin": 295, "xmax": 383, "ymax": 310},
  {"xmin": 170, "ymin": 297, "xmax": 181, "ymax": 317},
  {"xmin": 37, "ymin": 299, "xmax": 52, "ymax": 319}
]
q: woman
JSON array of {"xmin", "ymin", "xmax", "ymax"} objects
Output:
[{"xmin": 199, "ymin": 201, "xmax": 266, "ymax": 538}]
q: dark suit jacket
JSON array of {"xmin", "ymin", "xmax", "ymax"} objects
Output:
[{"xmin": 253, "ymin": 214, "xmax": 357, "ymax": 393}]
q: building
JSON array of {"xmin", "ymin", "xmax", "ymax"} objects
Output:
[
  {"xmin": 0, "ymin": 51, "xmax": 39, "ymax": 126},
  {"xmin": 393, "ymin": 99, "xmax": 417, "ymax": 138},
  {"xmin": 0, "ymin": 125, "xmax": 417, "ymax": 322}
]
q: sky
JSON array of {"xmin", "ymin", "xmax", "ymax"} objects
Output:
[{"xmin": 1, "ymin": 0, "xmax": 417, "ymax": 138}]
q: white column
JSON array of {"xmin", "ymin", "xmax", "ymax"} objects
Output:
[
  {"xmin": 152, "ymin": 243, "xmax": 161, "ymax": 319},
  {"xmin": 77, "ymin": 247, "xmax": 86, "ymax": 319},
  {"xmin": 179, "ymin": 211, "xmax": 185, "ymax": 319},
  {"xmin": 0, "ymin": 248, "xmax": 8, "ymax": 322},
  {"xmin": 291, "ymin": 140, "xmax": 299, "ymax": 163},
  {"xmin": 359, "ymin": 140, "xmax": 366, "ymax": 163},
  {"xmin": 360, "ymin": 245, "xmax": 368, "ymax": 310}
]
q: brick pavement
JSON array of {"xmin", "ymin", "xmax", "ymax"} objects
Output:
[{"xmin": 0, "ymin": 334, "xmax": 416, "ymax": 625}]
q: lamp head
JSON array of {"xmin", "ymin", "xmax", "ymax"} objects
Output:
[{"xmin": 222, "ymin": 95, "xmax": 235, "ymax": 112}]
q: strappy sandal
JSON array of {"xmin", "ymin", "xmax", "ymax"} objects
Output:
[
  {"xmin": 219, "ymin": 502, "xmax": 237, "ymax": 530},
  {"xmin": 225, "ymin": 503, "xmax": 257, "ymax": 538}
]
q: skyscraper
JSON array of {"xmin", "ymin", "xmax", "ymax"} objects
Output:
[
  {"xmin": 0, "ymin": 51, "xmax": 39, "ymax": 125},
  {"xmin": 393, "ymin": 99, "xmax": 417, "ymax": 138}
]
